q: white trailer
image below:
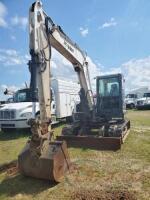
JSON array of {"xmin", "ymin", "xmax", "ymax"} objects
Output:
[
  {"xmin": 52, "ymin": 78, "xmax": 80, "ymax": 120},
  {"xmin": 0, "ymin": 78, "xmax": 80, "ymax": 130}
]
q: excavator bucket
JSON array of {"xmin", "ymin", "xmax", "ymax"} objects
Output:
[{"xmin": 18, "ymin": 140, "xmax": 70, "ymax": 182}]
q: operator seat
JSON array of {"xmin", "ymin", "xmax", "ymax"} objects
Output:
[{"xmin": 110, "ymin": 84, "xmax": 119, "ymax": 96}]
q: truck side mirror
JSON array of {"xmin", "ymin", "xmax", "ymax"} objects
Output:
[{"xmin": 4, "ymin": 88, "xmax": 8, "ymax": 95}]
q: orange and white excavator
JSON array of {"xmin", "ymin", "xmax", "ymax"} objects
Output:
[{"xmin": 18, "ymin": 1, "xmax": 130, "ymax": 182}]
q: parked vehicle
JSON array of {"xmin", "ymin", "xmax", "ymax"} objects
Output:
[
  {"xmin": 136, "ymin": 92, "xmax": 150, "ymax": 110},
  {"xmin": 6, "ymin": 97, "xmax": 14, "ymax": 103},
  {"xmin": 0, "ymin": 101, "xmax": 6, "ymax": 105},
  {"xmin": 0, "ymin": 78, "xmax": 80, "ymax": 130},
  {"xmin": 0, "ymin": 99, "xmax": 13, "ymax": 109},
  {"xmin": 125, "ymin": 93, "xmax": 138, "ymax": 109}
]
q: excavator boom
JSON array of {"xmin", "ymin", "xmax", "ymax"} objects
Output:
[
  {"xmin": 18, "ymin": 0, "xmax": 95, "ymax": 182},
  {"xmin": 18, "ymin": 1, "xmax": 72, "ymax": 182}
]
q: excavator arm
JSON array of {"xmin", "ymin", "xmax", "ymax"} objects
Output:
[
  {"xmin": 29, "ymin": 1, "xmax": 94, "ymax": 129},
  {"xmin": 18, "ymin": 1, "xmax": 75, "ymax": 182},
  {"xmin": 18, "ymin": 0, "xmax": 94, "ymax": 182},
  {"xmin": 29, "ymin": 1, "xmax": 51, "ymax": 129}
]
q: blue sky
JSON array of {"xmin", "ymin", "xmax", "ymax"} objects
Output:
[{"xmin": 0, "ymin": 0, "xmax": 150, "ymax": 99}]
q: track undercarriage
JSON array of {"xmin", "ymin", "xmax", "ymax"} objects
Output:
[{"xmin": 57, "ymin": 119, "xmax": 130, "ymax": 151}]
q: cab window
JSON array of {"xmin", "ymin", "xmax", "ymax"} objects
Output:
[
  {"xmin": 98, "ymin": 77, "xmax": 119, "ymax": 97},
  {"xmin": 14, "ymin": 92, "xmax": 27, "ymax": 102}
]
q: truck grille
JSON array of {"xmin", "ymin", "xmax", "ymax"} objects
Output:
[{"xmin": 0, "ymin": 110, "xmax": 16, "ymax": 119}]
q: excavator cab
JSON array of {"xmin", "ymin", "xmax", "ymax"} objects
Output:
[{"xmin": 96, "ymin": 74, "xmax": 124, "ymax": 120}]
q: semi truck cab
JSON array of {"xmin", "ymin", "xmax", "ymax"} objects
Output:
[
  {"xmin": 136, "ymin": 92, "xmax": 150, "ymax": 109},
  {"xmin": 125, "ymin": 93, "xmax": 138, "ymax": 109},
  {"xmin": 0, "ymin": 88, "xmax": 56, "ymax": 130},
  {"xmin": 0, "ymin": 79, "xmax": 80, "ymax": 131}
]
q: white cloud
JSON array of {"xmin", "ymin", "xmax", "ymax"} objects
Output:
[
  {"xmin": 51, "ymin": 48, "xmax": 101, "ymax": 88},
  {"xmin": 0, "ymin": 2, "xmax": 7, "ymax": 27},
  {"xmin": 0, "ymin": 84, "xmax": 18, "ymax": 92},
  {"xmin": 96, "ymin": 56, "xmax": 150, "ymax": 91},
  {"xmin": 25, "ymin": 54, "xmax": 30, "ymax": 60},
  {"xmin": 10, "ymin": 35, "xmax": 16, "ymax": 40},
  {"xmin": 1, "ymin": 48, "xmax": 149, "ymax": 97},
  {"xmin": 0, "ymin": 84, "xmax": 19, "ymax": 100},
  {"xmin": 51, "ymin": 60, "xmax": 57, "ymax": 69},
  {"xmin": 5, "ymin": 49, "xmax": 17, "ymax": 56},
  {"xmin": 79, "ymin": 27, "xmax": 89, "ymax": 37},
  {"xmin": 0, "ymin": 82, "xmax": 28, "ymax": 100},
  {"xmin": 0, "ymin": 49, "xmax": 28, "ymax": 66},
  {"xmin": 86, "ymin": 56, "xmax": 101, "ymax": 91},
  {"xmin": 11, "ymin": 15, "xmax": 28, "ymax": 29},
  {"xmin": 121, "ymin": 57, "xmax": 150, "ymax": 90},
  {"xmin": 50, "ymin": 48, "xmax": 150, "ymax": 92},
  {"xmin": 51, "ymin": 48, "xmax": 76, "ymax": 79},
  {"xmin": 0, "ymin": 3, "xmax": 28, "ymax": 30},
  {"xmin": 99, "ymin": 17, "xmax": 117, "ymax": 29},
  {"xmin": 50, "ymin": 48, "xmax": 101, "ymax": 91}
]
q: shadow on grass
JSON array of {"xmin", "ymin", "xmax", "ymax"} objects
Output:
[
  {"xmin": 135, "ymin": 108, "xmax": 150, "ymax": 111},
  {"xmin": 52, "ymin": 121, "xmax": 67, "ymax": 128},
  {"xmin": 0, "ymin": 129, "xmax": 31, "ymax": 141},
  {"xmin": 0, "ymin": 121, "xmax": 67, "ymax": 141},
  {"xmin": 0, "ymin": 174, "xmax": 57, "ymax": 198}
]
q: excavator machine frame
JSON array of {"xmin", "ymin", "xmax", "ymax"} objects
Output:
[
  {"xmin": 18, "ymin": 0, "xmax": 130, "ymax": 183},
  {"xmin": 57, "ymin": 73, "xmax": 130, "ymax": 151}
]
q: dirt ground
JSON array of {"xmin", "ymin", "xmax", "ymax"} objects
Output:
[
  {"xmin": 71, "ymin": 189, "xmax": 136, "ymax": 200},
  {"xmin": 0, "ymin": 110, "xmax": 150, "ymax": 200}
]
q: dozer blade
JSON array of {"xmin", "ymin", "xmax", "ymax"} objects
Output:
[
  {"xmin": 57, "ymin": 120, "xmax": 130, "ymax": 151},
  {"xmin": 57, "ymin": 135, "xmax": 122, "ymax": 151},
  {"xmin": 18, "ymin": 140, "xmax": 70, "ymax": 182}
]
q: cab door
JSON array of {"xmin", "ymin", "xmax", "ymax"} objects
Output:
[{"xmin": 96, "ymin": 74, "xmax": 124, "ymax": 120}]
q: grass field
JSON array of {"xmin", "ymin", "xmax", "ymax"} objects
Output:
[{"xmin": 0, "ymin": 110, "xmax": 150, "ymax": 200}]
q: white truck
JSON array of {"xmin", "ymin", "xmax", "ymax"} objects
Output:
[
  {"xmin": 125, "ymin": 93, "xmax": 138, "ymax": 109},
  {"xmin": 136, "ymin": 92, "xmax": 150, "ymax": 110},
  {"xmin": 0, "ymin": 78, "xmax": 80, "ymax": 131}
]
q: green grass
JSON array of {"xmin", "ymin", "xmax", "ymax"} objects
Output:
[
  {"xmin": 0, "ymin": 124, "xmax": 65, "ymax": 165},
  {"xmin": 0, "ymin": 111, "xmax": 150, "ymax": 200},
  {"xmin": 126, "ymin": 109, "xmax": 150, "ymax": 127},
  {"xmin": 0, "ymin": 131, "xmax": 28, "ymax": 164}
]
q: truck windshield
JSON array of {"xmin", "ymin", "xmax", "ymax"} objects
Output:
[
  {"xmin": 98, "ymin": 77, "xmax": 120, "ymax": 97},
  {"xmin": 126, "ymin": 94, "xmax": 136, "ymax": 98},
  {"xmin": 143, "ymin": 93, "xmax": 150, "ymax": 97},
  {"xmin": 13, "ymin": 88, "xmax": 54, "ymax": 102},
  {"xmin": 13, "ymin": 91, "xmax": 28, "ymax": 102}
]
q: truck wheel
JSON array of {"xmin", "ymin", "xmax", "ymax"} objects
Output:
[
  {"xmin": 1, "ymin": 128, "xmax": 9, "ymax": 133},
  {"xmin": 130, "ymin": 103, "xmax": 135, "ymax": 109}
]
